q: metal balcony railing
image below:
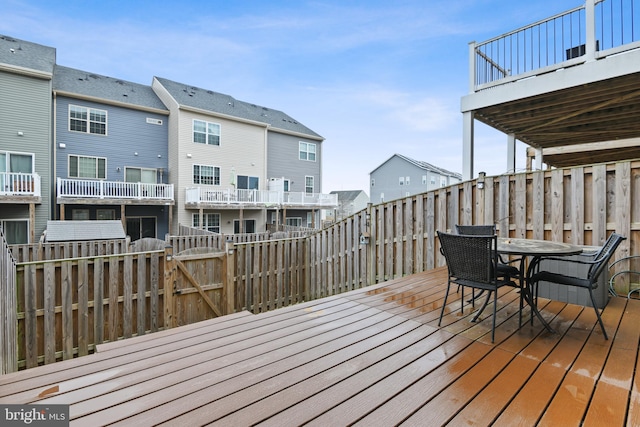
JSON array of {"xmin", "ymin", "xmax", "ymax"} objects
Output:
[
  {"xmin": 57, "ymin": 178, "xmax": 174, "ymax": 201},
  {"xmin": 185, "ymin": 187, "xmax": 338, "ymax": 208},
  {"xmin": 471, "ymin": 0, "xmax": 640, "ymax": 90},
  {"xmin": 0, "ymin": 172, "xmax": 41, "ymax": 197}
]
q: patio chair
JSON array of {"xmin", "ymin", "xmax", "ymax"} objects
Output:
[
  {"xmin": 528, "ymin": 233, "xmax": 625, "ymax": 340},
  {"xmin": 437, "ymin": 231, "xmax": 516, "ymax": 342},
  {"xmin": 455, "ymin": 224, "xmax": 521, "ymax": 282}
]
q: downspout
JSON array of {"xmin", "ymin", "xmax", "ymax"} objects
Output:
[{"xmin": 52, "ymin": 91, "xmax": 57, "ymax": 220}]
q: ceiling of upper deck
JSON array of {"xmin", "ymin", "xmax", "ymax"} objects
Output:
[{"xmin": 472, "ymin": 71, "xmax": 640, "ymax": 168}]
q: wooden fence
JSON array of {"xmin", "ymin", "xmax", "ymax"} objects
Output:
[
  {"xmin": 231, "ymin": 161, "xmax": 638, "ymax": 313},
  {"xmin": 0, "ymin": 227, "xmax": 17, "ymax": 375},
  {"xmin": 2, "ymin": 160, "xmax": 640, "ymax": 372}
]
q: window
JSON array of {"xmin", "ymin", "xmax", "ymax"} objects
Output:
[
  {"xmin": 380, "ymin": 193, "xmax": 384, "ymax": 202},
  {"xmin": 126, "ymin": 217, "xmax": 156, "ymax": 240},
  {"xmin": 97, "ymin": 209, "xmax": 115, "ymax": 220},
  {"xmin": 193, "ymin": 164, "xmax": 220, "ymax": 185},
  {"xmin": 431, "ymin": 176, "xmax": 436, "ymax": 185},
  {"xmin": 234, "ymin": 219, "xmax": 256, "ymax": 233},
  {"xmin": 193, "ymin": 120, "xmax": 220, "ymax": 145},
  {"xmin": 440, "ymin": 177, "xmax": 447, "ymax": 187},
  {"xmin": 69, "ymin": 155, "xmax": 106, "ymax": 179},
  {"xmin": 283, "ymin": 179, "xmax": 290, "ymax": 192},
  {"xmin": 299, "ymin": 142, "xmax": 316, "ymax": 161},
  {"xmin": 286, "ymin": 217, "xmax": 302, "ymax": 227},
  {"xmin": 193, "ymin": 213, "xmax": 220, "ymax": 233},
  {"xmin": 399, "ymin": 176, "xmax": 404, "ymax": 186},
  {"xmin": 72, "ymin": 209, "xmax": 90, "ymax": 220},
  {"xmin": 1, "ymin": 219, "xmax": 28, "ymax": 244},
  {"xmin": 125, "ymin": 167, "xmax": 157, "ymax": 183},
  {"xmin": 237, "ymin": 175, "xmax": 259, "ymax": 190},
  {"xmin": 305, "ymin": 176, "xmax": 314, "ymax": 194},
  {"xmin": 0, "ymin": 151, "xmax": 34, "ymax": 190},
  {"xmin": 306, "ymin": 212, "xmax": 313, "ymax": 227},
  {"xmin": 405, "ymin": 176, "xmax": 410, "ymax": 186},
  {"xmin": 422, "ymin": 175, "xmax": 427, "ymax": 185},
  {"xmin": 371, "ymin": 178, "xmax": 375, "ymax": 187},
  {"xmin": 69, "ymin": 105, "xmax": 106, "ymax": 135}
]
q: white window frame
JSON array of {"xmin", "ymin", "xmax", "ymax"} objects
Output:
[
  {"xmin": 305, "ymin": 175, "xmax": 314, "ymax": 194},
  {"xmin": 69, "ymin": 104, "xmax": 107, "ymax": 135},
  {"xmin": 306, "ymin": 212, "xmax": 313, "ymax": 226},
  {"xmin": 68, "ymin": 155, "xmax": 107, "ymax": 179},
  {"xmin": 422, "ymin": 175, "xmax": 427, "ymax": 185},
  {"xmin": 299, "ymin": 142, "xmax": 316, "ymax": 162},
  {"xmin": 399, "ymin": 176, "xmax": 404, "ymax": 186},
  {"xmin": 237, "ymin": 175, "xmax": 259, "ymax": 190},
  {"xmin": 440, "ymin": 177, "xmax": 447, "ymax": 187},
  {"xmin": 72, "ymin": 209, "xmax": 90, "ymax": 220},
  {"xmin": 193, "ymin": 164, "xmax": 220, "ymax": 185},
  {"xmin": 371, "ymin": 178, "xmax": 375, "ymax": 187},
  {"xmin": 193, "ymin": 119, "xmax": 221, "ymax": 146},
  {"xmin": 96, "ymin": 209, "xmax": 115, "ymax": 220},
  {"xmin": 405, "ymin": 176, "xmax": 410, "ymax": 186},
  {"xmin": 192, "ymin": 213, "xmax": 220, "ymax": 233},
  {"xmin": 0, "ymin": 151, "xmax": 34, "ymax": 174},
  {"xmin": 431, "ymin": 176, "xmax": 436, "ymax": 185}
]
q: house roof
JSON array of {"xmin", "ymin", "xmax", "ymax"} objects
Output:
[
  {"xmin": 53, "ymin": 65, "xmax": 169, "ymax": 113},
  {"xmin": 0, "ymin": 34, "xmax": 56, "ymax": 75},
  {"xmin": 370, "ymin": 153, "xmax": 462, "ymax": 179},
  {"xmin": 44, "ymin": 220, "xmax": 126, "ymax": 242},
  {"xmin": 330, "ymin": 190, "xmax": 367, "ymax": 203},
  {"xmin": 154, "ymin": 76, "xmax": 323, "ymax": 140}
]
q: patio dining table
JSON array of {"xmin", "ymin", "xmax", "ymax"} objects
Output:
[{"xmin": 497, "ymin": 237, "xmax": 584, "ymax": 332}]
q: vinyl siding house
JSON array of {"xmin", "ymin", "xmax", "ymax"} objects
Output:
[
  {"xmin": 152, "ymin": 77, "xmax": 336, "ymax": 234},
  {"xmin": 369, "ymin": 153, "xmax": 462, "ymax": 204},
  {"xmin": 328, "ymin": 190, "xmax": 370, "ymax": 221},
  {"xmin": 53, "ymin": 66, "xmax": 173, "ymax": 240},
  {"xmin": 0, "ymin": 35, "xmax": 55, "ymax": 244}
]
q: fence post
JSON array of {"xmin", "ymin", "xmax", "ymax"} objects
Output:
[
  {"xmin": 366, "ymin": 203, "xmax": 376, "ymax": 285},
  {"xmin": 224, "ymin": 240, "xmax": 235, "ymax": 314},
  {"xmin": 163, "ymin": 245, "xmax": 175, "ymax": 329}
]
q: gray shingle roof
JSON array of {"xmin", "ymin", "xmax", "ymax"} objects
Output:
[
  {"xmin": 0, "ymin": 34, "xmax": 56, "ymax": 74},
  {"xmin": 155, "ymin": 77, "xmax": 322, "ymax": 139},
  {"xmin": 371, "ymin": 153, "xmax": 462, "ymax": 179},
  {"xmin": 45, "ymin": 220, "xmax": 126, "ymax": 242},
  {"xmin": 330, "ymin": 190, "xmax": 367, "ymax": 203},
  {"xmin": 54, "ymin": 65, "xmax": 168, "ymax": 112}
]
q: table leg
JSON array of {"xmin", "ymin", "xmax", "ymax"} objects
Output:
[{"xmin": 519, "ymin": 256, "xmax": 555, "ymax": 333}]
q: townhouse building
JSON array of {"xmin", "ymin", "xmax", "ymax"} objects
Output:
[
  {"xmin": 369, "ymin": 153, "xmax": 462, "ymax": 204},
  {"xmin": 152, "ymin": 77, "xmax": 336, "ymax": 234},
  {"xmin": 53, "ymin": 66, "xmax": 173, "ymax": 239},
  {"xmin": 0, "ymin": 35, "xmax": 55, "ymax": 244}
]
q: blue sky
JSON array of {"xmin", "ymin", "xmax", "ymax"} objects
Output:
[{"xmin": 1, "ymin": 0, "xmax": 581, "ymax": 194}]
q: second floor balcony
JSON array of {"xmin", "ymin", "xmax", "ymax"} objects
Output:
[
  {"xmin": 185, "ymin": 187, "xmax": 338, "ymax": 209},
  {"xmin": 0, "ymin": 172, "xmax": 41, "ymax": 203},
  {"xmin": 57, "ymin": 177, "xmax": 174, "ymax": 205}
]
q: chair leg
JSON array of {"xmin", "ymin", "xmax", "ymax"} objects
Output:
[
  {"xmin": 472, "ymin": 291, "xmax": 492, "ymax": 323},
  {"xmin": 589, "ymin": 288, "xmax": 608, "ymax": 340},
  {"xmin": 439, "ymin": 282, "xmax": 452, "ymax": 327},
  {"xmin": 491, "ymin": 288, "xmax": 498, "ymax": 343}
]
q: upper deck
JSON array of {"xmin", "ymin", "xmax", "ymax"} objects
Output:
[{"xmin": 461, "ymin": 0, "xmax": 640, "ymax": 177}]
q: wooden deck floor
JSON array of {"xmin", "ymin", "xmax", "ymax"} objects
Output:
[{"xmin": 1, "ymin": 266, "xmax": 639, "ymax": 426}]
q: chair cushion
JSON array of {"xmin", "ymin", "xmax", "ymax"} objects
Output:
[{"xmin": 497, "ymin": 263, "xmax": 520, "ymax": 278}]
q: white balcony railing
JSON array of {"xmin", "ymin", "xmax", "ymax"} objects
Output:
[
  {"xmin": 57, "ymin": 178, "xmax": 174, "ymax": 201},
  {"xmin": 185, "ymin": 187, "xmax": 338, "ymax": 208},
  {"xmin": 0, "ymin": 172, "xmax": 41, "ymax": 197}
]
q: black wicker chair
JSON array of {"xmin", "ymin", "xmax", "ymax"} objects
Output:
[
  {"xmin": 437, "ymin": 231, "xmax": 515, "ymax": 342},
  {"xmin": 528, "ymin": 233, "xmax": 625, "ymax": 340},
  {"xmin": 455, "ymin": 224, "xmax": 521, "ymax": 282}
]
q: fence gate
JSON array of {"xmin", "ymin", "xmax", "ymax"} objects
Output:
[{"xmin": 166, "ymin": 247, "xmax": 231, "ymax": 327}]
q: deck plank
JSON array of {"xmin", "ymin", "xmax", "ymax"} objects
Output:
[{"xmin": 0, "ymin": 267, "xmax": 638, "ymax": 427}]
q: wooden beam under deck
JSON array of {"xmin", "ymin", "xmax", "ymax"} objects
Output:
[{"xmin": 1, "ymin": 268, "xmax": 638, "ymax": 425}]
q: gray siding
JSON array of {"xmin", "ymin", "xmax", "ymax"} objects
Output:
[
  {"xmin": 0, "ymin": 71, "xmax": 52, "ymax": 240},
  {"xmin": 55, "ymin": 96, "xmax": 168, "ymax": 181},
  {"xmin": 267, "ymin": 131, "xmax": 322, "ymax": 194}
]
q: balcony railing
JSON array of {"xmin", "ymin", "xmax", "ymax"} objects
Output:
[
  {"xmin": 185, "ymin": 187, "xmax": 338, "ymax": 208},
  {"xmin": 0, "ymin": 172, "xmax": 41, "ymax": 197},
  {"xmin": 471, "ymin": 0, "xmax": 640, "ymax": 90},
  {"xmin": 57, "ymin": 178, "xmax": 174, "ymax": 201}
]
